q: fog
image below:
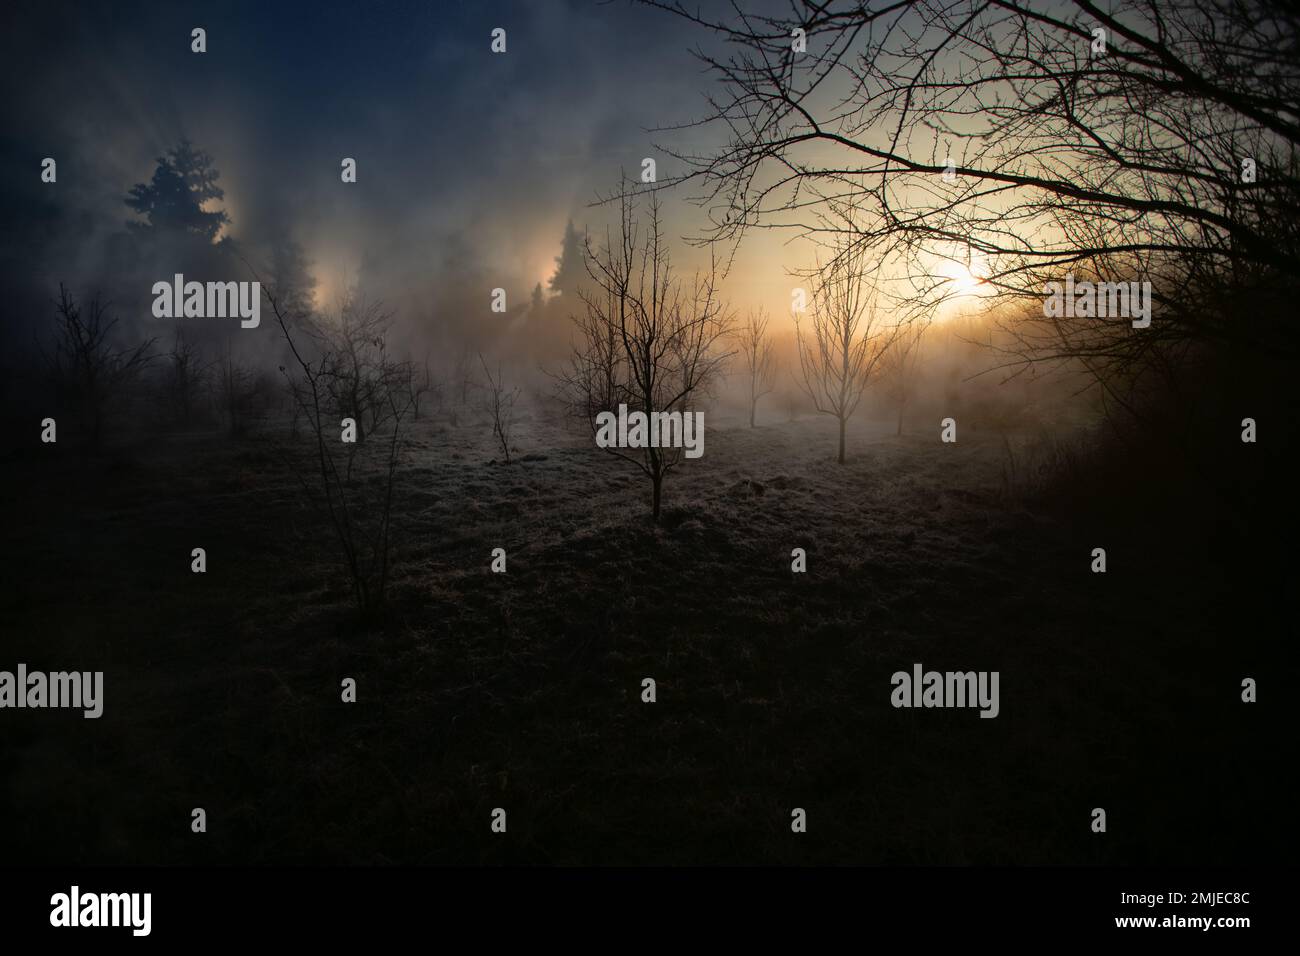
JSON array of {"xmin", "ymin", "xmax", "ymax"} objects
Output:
[{"xmin": 1, "ymin": 0, "xmax": 1291, "ymax": 874}]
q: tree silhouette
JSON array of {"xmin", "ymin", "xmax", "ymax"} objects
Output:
[
  {"xmin": 126, "ymin": 140, "xmax": 230, "ymax": 241},
  {"xmin": 795, "ymin": 236, "xmax": 900, "ymax": 464},
  {"xmin": 42, "ymin": 285, "xmax": 155, "ymax": 450},
  {"xmin": 735, "ymin": 309, "xmax": 776, "ymax": 428},
  {"xmin": 557, "ymin": 190, "xmax": 734, "ymax": 520},
  {"xmin": 269, "ymin": 238, "xmax": 317, "ymax": 318},
  {"xmin": 647, "ymin": 0, "xmax": 1300, "ymax": 385},
  {"xmin": 548, "ymin": 220, "xmax": 586, "ymax": 296}
]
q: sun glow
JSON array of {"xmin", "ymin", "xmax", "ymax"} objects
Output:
[{"xmin": 935, "ymin": 257, "xmax": 988, "ymax": 298}]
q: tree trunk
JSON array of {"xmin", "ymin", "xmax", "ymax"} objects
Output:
[
  {"xmin": 651, "ymin": 473, "xmax": 662, "ymax": 521},
  {"xmin": 837, "ymin": 415, "xmax": 846, "ymax": 464},
  {"xmin": 897, "ymin": 402, "xmax": 904, "ymax": 436},
  {"xmin": 749, "ymin": 400, "xmax": 756, "ymax": 428}
]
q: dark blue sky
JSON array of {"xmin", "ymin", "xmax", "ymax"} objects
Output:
[{"xmin": 1, "ymin": 0, "xmax": 733, "ymax": 342}]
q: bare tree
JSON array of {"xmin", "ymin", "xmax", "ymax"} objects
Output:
[
  {"xmin": 408, "ymin": 347, "xmax": 440, "ymax": 421},
  {"xmin": 646, "ymin": 0, "xmax": 1300, "ymax": 398},
  {"xmin": 557, "ymin": 189, "xmax": 734, "ymax": 520},
  {"xmin": 558, "ymin": 224, "xmax": 623, "ymax": 427},
  {"xmin": 216, "ymin": 341, "xmax": 271, "ymax": 438},
  {"xmin": 310, "ymin": 289, "xmax": 406, "ymax": 443},
  {"xmin": 453, "ymin": 345, "xmax": 477, "ymax": 406},
  {"xmin": 163, "ymin": 329, "xmax": 213, "ymax": 427},
  {"xmin": 217, "ymin": 346, "xmax": 247, "ymax": 437},
  {"xmin": 478, "ymin": 354, "xmax": 520, "ymax": 463},
  {"xmin": 242, "ymin": 257, "xmax": 412, "ymax": 619},
  {"xmin": 795, "ymin": 235, "xmax": 899, "ymax": 463},
  {"xmin": 41, "ymin": 285, "xmax": 154, "ymax": 450},
  {"xmin": 735, "ymin": 308, "xmax": 777, "ymax": 427},
  {"xmin": 879, "ymin": 314, "xmax": 931, "ymax": 437}
]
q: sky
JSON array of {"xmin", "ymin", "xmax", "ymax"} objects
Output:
[{"xmin": 1, "ymin": 0, "xmax": 811, "ymax": 353}]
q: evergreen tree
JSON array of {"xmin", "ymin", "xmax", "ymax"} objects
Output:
[
  {"xmin": 270, "ymin": 239, "xmax": 317, "ymax": 318},
  {"xmin": 548, "ymin": 220, "xmax": 584, "ymax": 296},
  {"xmin": 125, "ymin": 140, "xmax": 229, "ymax": 241}
]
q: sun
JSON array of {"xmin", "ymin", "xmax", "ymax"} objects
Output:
[{"xmin": 935, "ymin": 258, "xmax": 987, "ymax": 297}]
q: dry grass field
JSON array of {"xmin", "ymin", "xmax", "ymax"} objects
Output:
[{"xmin": 0, "ymin": 402, "xmax": 1281, "ymax": 865}]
